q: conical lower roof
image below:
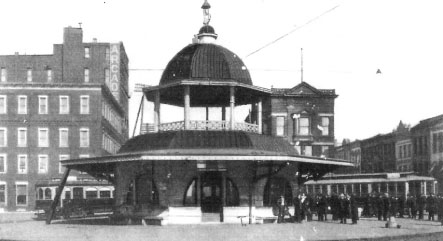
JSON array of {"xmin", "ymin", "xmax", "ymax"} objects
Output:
[{"xmin": 159, "ymin": 43, "xmax": 252, "ymax": 86}]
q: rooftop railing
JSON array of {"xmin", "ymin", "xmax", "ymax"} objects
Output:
[{"xmin": 140, "ymin": 120, "xmax": 259, "ymax": 134}]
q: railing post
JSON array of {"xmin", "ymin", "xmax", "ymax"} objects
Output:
[
  {"xmin": 230, "ymin": 86, "xmax": 235, "ymax": 130},
  {"xmin": 257, "ymin": 98, "xmax": 262, "ymax": 134},
  {"xmin": 184, "ymin": 85, "xmax": 190, "ymax": 130},
  {"xmin": 154, "ymin": 90, "xmax": 161, "ymax": 133}
]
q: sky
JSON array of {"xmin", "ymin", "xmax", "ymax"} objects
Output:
[{"xmin": 0, "ymin": 0, "xmax": 442, "ymax": 143}]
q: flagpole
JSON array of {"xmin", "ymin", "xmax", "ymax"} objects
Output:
[{"xmin": 301, "ymin": 48, "xmax": 304, "ymax": 83}]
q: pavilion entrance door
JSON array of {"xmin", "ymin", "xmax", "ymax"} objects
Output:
[{"xmin": 200, "ymin": 171, "xmax": 222, "ymax": 213}]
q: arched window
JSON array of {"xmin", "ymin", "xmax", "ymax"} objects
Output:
[
  {"xmin": 44, "ymin": 188, "xmax": 52, "ymax": 200},
  {"xmin": 183, "ymin": 178, "xmax": 197, "ymax": 206},
  {"xmin": 38, "ymin": 188, "xmax": 44, "ymax": 200},
  {"xmin": 263, "ymin": 177, "xmax": 293, "ymax": 207}
]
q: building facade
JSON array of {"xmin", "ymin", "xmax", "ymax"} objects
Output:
[
  {"xmin": 0, "ymin": 27, "xmax": 129, "ymax": 211},
  {"xmin": 266, "ymin": 82, "xmax": 337, "ymax": 158}
]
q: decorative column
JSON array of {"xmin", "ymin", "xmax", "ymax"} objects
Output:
[
  {"xmin": 154, "ymin": 90, "xmax": 161, "ymax": 132},
  {"xmin": 221, "ymin": 172, "xmax": 226, "ymax": 222},
  {"xmin": 257, "ymin": 98, "xmax": 262, "ymax": 134},
  {"xmin": 229, "ymin": 86, "xmax": 235, "ymax": 130},
  {"xmin": 423, "ymin": 181, "xmax": 427, "ymax": 195},
  {"xmin": 184, "ymin": 85, "xmax": 190, "ymax": 130},
  {"xmin": 405, "ymin": 182, "xmax": 409, "ymax": 198},
  {"xmin": 368, "ymin": 183, "xmax": 372, "ymax": 194}
]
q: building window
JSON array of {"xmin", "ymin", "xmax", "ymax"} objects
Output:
[
  {"xmin": 59, "ymin": 128, "xmax": 69, "ymax": 147},
  {"xmin": 80, "ymin": 96, "xmax": 89, "ymax": 114},
  {"xmin": 0, "ymin": 183, "xmax": 6, "ymax": 206},
  {"xmin": 276, "ymin": 116, "xmax": 285, "ymax": 136},
  {"xmin": 17, "ymin": 95, "xmax": 27, "ymax": 114},
  {"xmin": 105, "ymin": 68, "xmax": 110, "ymax": 86},
  {"xmin": 79, "ymin": 128, "xmax": 90, "ymax": 147},
  {"xmin": 0, "ymin": 154, "xmax": 6, "ymax": 173},
  {"xmin": 47, "ymin": 69, "xmax": 52, "ymax": 82},
  {"xmin": 299, "ymin": 117, "xmax": 310, "ymax": 135},
  {"xmin": 0, "ymin": 95, "xmax": 6, "ymax": 114},
  {"xmin": 84, "ymin": 68, "xmax": 90, "ymax": 83},
  {"xmin": 0, "ymin": 128, "xmax": 6, "ymax": 147},
  {"xmin": 16, "ymin": 183, "xmax": 28, "ymax": 206},
  {"xmin": 17, "ymin": 155, "xmax": 27, "ymax": 174},
  {"xmin": 1, "ymin": 68, "xmax": 6, "ymax": 82},
  {"xmin": 59, "ymin": 155, "xmax": 70, "ymax": 174},
  {"xmin": 38, "ymin": 128, "xmax": 49, "ymax": 147},
  {"xmin": 17, "ymin": 128, "xmax": 27, "ymax": 147},
  {"xmin": 105, "ymin": 47, "xmax": 110, "ymax": 61},
  {"xmin": 27, "ymin": 68, "xmax": 32, "ymax": 82},
  {"xmin": 321, "ymin": 146, "xmax": 329, "ymax": 157},
  {"xmin": 38, "ymin": 155, "xmax": 48, "ymax": 174},
  {"xmin": 59, "ymin": 96, "xmax": 69, "ymax": 114},
  {"xmin": 319, "ymin": 117, "xmax": 329, "ymax": 136},
  {"xmin": 38, "ymin": 95, "xmax": 48, "ymax": 114},
  {"xmin": 85, "ymin": 47, "xmax": 90, "ymax": 58},
  {"xmin": 303, "ymin": 145, "xmax": 313, "ymax": 156}
]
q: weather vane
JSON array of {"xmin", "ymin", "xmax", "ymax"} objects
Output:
[{"xmin": 202, "ymin": 0, "xmax": 211, "ymax": 25}]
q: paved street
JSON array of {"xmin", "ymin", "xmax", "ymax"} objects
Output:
[{"xmin": 1, "ymin": 213, "xmax": 443, "ymax": 241}]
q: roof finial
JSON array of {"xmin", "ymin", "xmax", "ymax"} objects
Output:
[
  {"xmin": 301, "ymin": 48, "xmax": 304, "ymax": 83},
  {"xmin": 202, "ymin": 0, "xmax": 211, "ymax": 25}
]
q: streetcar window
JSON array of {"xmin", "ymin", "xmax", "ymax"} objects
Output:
[
  {"xmin": 99, "ymin": 190, "xmax": 111, "ymax": 198},
  {"xmin": 86, "ymin": 189, "xmax": 98, "ymax": 199},
  {"xmin": 65, "ymin": 191, "xmax": 71, "ymax": 200},
  {"xmin": 73, "ymin": 187, "xmax": 83, "ymax": 199},
  {"xmin": 44, "ymin": 188, "xmax": 52, "ymax": 200}
]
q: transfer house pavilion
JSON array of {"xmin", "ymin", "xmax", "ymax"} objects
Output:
[{"xmin": 52, "ymin": 1, "xmax": 352, "ymax": 225}]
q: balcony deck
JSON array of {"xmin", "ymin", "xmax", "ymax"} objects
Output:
[{"xmin": 140, "ymin": 121, "xmax": 259, "ymax": 134}]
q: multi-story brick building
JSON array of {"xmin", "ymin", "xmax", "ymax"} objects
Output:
[
  {"xmin": 0, "ymin": 27, "xmax": 129, "ymax": 211},
  {"xmin": 360, "ymin": 133, "xmax": 396, "ymax": 173},
  {"xmin": 394, "ymin": 121, "xmax": 413, "ymax": 172},
  {"xmin": 265, "ymin": 82, "xmax": 337, "ymax": 158},
  {"xmin": 333, "ymin": 139, "xmax": 361, "ymax": 174},
  {"xmin": 411, "ymin": 114, "xmax": 443, "ymax": 192}
]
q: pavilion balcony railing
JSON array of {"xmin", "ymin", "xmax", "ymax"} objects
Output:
[{"xmin": 140, "ymin": 121, "xmax": 259, "ymax": 134}]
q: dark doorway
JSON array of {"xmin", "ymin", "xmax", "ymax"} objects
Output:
[{"xmin": 201, "ymin": 171, "xmax": 222, "ymax": 213}]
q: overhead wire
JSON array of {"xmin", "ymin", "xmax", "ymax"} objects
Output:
[{"xmin": 245, "ymin": 5, "xmax": 340, "ymax": 58}]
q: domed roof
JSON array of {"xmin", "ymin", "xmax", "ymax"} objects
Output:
[
  {"xmin": 118, "ymin": 130, "xmax": 298, "ymax": 156},
  {"xmin": 159, "ymin": 44, "xmax": 252, "ymax": 86}
]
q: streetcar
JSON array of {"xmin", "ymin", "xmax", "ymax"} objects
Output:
[
  {"xmin": 303, "ymin": 172, "xmax": 437, "ymax": 198},
  {"xmin": 34, "ymin": 178, "xmax": 115, "ymax": 220}
]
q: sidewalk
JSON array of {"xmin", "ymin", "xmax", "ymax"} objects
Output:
[{"xmin": 0, "ymin": 214, "xmax": 443, "ymax": 241}]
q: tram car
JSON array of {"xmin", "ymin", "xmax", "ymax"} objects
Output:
[
  {"xmin": 34, "ymin": 179, "xmax": 115, "ymax": 220},
  {"xmin": 303, "ymin": 172, "xmax": 437, "ymax": 203}
]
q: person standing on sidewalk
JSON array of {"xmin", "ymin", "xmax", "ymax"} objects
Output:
[
  {"xmin": 427, "ymin": 193, "xmax": 437, "ymax": 221},
  {"xmin": 350, "ymin": 194, "xmax": 359, "ymax": 224},
  {"xmin": 406, "ymin": 193, "xmax": 417, "ymax": 219},
  {"xmin": 382, "ymin": 193, "xmax": 391, "ymax": 221},
  {"xmin": 417, "ymin": 194, "xmax": 426, "ymax": 220}
]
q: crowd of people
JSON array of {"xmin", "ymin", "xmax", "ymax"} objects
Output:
[
  {"xmin": 275, "ymin": 192, "xmax": 443, "ymax": 225},
  {"xmin": 361, "ymin": 192, "xmax": 443, "ymax": 222}
]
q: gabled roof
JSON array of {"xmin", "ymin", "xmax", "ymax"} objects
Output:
[{"xmin": 271, "ymin": 81, "xmax": 337, "ymax": 97}]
